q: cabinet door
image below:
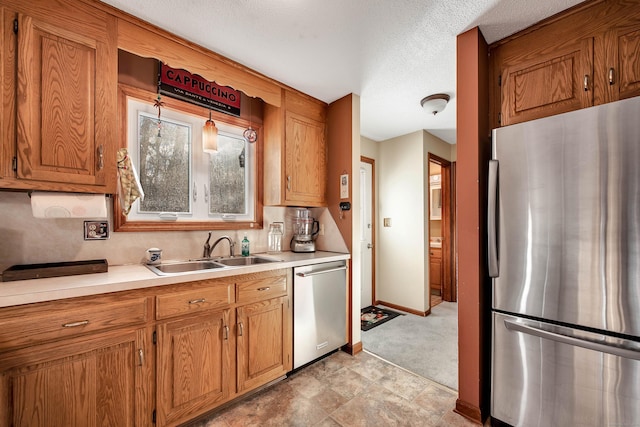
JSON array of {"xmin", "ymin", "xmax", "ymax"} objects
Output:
[
  {"xmin": 500, "ymin": 38, "xmax": 593, "ymax": 126},
  {"xmin": 157, "ymin": 309, "xmax": 232, "ymax": 426},
  {"xmin": 236, "ymin": 296, "xmax": 291, "ymax": 393},
  {"xmin": 284, "ymin": 111, "xmax": 326, "ymax": 205},
  {"xmin": 15, "ymin": 11, "xmax": 115, "ymax": 189},
  {"xmin": 0, "ymin": 328, "xmax": 150, "ymax": 427},
  {"xmin": 604, "ymin": 25, "xmax": 640, "ymax": 102},
  {"xmin": 429, "ymin": 249, "xmax": 442, "ymax": 292}
]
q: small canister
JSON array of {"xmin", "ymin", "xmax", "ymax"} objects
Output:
[
  {"xmin": 267, "ymin": 222, "xmax": 284, "ymax": 254},
  {"xmin": 146, "ymin": 248, "xmax": 162, "ymax": 265}
]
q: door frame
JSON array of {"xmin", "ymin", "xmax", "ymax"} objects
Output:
[
  {"xmin": 360, "ymin": 156, "xmax": 376, "ymax": 305},
  {"xmin": 428, "ymin": 154, "xmax": 456, "ymax": 303}
]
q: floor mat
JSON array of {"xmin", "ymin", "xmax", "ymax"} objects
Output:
[{"xmin": 360, "ymin": 306, "xmax": 403, "ymax": 331}]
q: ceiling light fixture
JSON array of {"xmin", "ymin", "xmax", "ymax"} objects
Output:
[
  {"xmin": 420, "ymin": 94, "xmax": 450, "ymax": 115},
  {"xmin": 203, "ymin": 110, "xmax": 218, "ymax": 152}
]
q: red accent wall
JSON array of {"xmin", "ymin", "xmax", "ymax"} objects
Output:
[{"xmin": 455, "ymin": 27, "xmax": 491, "ymax": 423}]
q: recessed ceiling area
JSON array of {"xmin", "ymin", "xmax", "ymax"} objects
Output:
[{"xmin": 101, "ymin": 0, "xmax": 586, "ymax": 144}]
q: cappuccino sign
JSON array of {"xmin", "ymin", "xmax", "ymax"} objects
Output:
[{"xmin": 158, "ymin": 62, "xmax": 241, "ymax": 116}]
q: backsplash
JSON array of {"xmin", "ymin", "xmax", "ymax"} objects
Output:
[{"xmin": 0, "ymin": 191, "xmax": 347, "ymax": 270}]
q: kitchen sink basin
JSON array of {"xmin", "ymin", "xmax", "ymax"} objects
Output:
[
  {"xmin": 146, "ymin": 260, "xmax": 225, "ymax": 275},
  {"xmin": 215, "ymin": 256, "xmax": 281, "ymax": 266}
]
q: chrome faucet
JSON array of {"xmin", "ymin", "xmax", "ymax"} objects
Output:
[{"xmin": 202, "ymin": 232, "xmax": 235, "ymax": 258}]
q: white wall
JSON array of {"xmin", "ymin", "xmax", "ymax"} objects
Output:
[
  {"xmin": 377, "ymin": 131, "xmax": 427, "ymax": 311},
  {"xmin": 361, "ymin": 136, "xmax": 378, "ymax": 160},
  {"xmin": 376, "ymin": 130, "xmax": 452, "ymax": 313},
  {"xmin": 0, "ymin": 192, "xmax": 345, "ymax": 270}
]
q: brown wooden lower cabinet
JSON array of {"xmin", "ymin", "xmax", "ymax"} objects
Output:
[
  {"xmin": 0, "ymin": 328, "xmax": 152, "ymax": 426},
  {"xmin": 156, "ymin": 309, "xmax": 233, "ymax": 427},
  {"xmin": 237, "ymin": 296, "xmax": 291, "ymax": 393},
  {"xmin": 429, "ymin": 247, "xmax": 443, "ymax": 294},
  {"xmin": 0, "ymin": 268, "xmax": 292, "ymax": 427}
]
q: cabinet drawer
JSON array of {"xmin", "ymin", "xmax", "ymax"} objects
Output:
[
  {"xmin": 0, "ymin": 296, "xmax": 150, "ymax": 351},
  {"xmin": 429, "ymin": 248, "xmax": 442, "ymax": 259},
  {"xmin": 237, "ymin": 272, "xmax": 287, "ymax": 303},
  {"xmin": 157, "ymin": 283, "xmax": 233, "ymax": 320}
]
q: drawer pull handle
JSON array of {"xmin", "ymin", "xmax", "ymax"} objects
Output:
[
  {"xmin": 62, "ymin": 320, "xmax": 89, "ymax": 328},
  {"xmin": 189, "ymin": 298, "xmax": 206, "ymax": 304},
  {"xmin": 287, "ymin": 175, "xmax": 291, "ymax": 191},
  {"xmin": 138, "ymin": 348, "xmax": 144, "ymax": 366},
  {"xmin": 224, "ymin": 325, "xmax": 229, "ymax": 340},
  {"xmin": 257, "ymin": 287, "xmax": 271, "ymax": 291},
  {"xmin": 238, "ymin": 322, "xmax": 244, "ymax": 336},
  {"xmin": 583, "ymin": 74, "xmax": 589, "ymax": 91}
]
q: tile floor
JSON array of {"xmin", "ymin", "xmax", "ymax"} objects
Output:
[{"xmin": 187, "ymin": 350, "xmax": 479, "ymax": 427}]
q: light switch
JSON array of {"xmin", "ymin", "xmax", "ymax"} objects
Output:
[{"xmin": 383, "ymin": 218, "xmax": 391, "ymax": 227}]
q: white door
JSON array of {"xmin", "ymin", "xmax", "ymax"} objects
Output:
[{"xmin": 360, "ymin": 161, "xmax": 373, "ymax": 309}]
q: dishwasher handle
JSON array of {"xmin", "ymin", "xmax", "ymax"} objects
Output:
[{"xmin": 296, "ymin": 265, "xmax": 346, "ymax": 277}]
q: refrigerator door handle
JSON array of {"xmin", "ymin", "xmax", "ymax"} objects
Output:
[
  {"xmin": 504, "ymin": 318, "xmax": 640, "ymax": 361},
  {"xmin": 488, "ymin": 159, "xmax": 499, "ymax": 277}
]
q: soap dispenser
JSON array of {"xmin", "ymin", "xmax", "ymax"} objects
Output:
[{"xmin": 241, "ymin": 233, "xmax": 250, "ymax": 257}]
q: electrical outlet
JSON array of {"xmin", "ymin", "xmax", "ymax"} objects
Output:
[
  {"xmin": 84, "ymin": 221, "xmax": 110, "ymax": 240},
  {"xmin": 319, "ymin": 224, "xmax": 325, "ymax": 236},
  {"xmin": 384, "ymin": 218, "xmax": 392, "ymax": 227}
]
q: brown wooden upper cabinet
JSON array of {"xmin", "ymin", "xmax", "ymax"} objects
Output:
[
  {"xmin": 1, "ymin": 0, "xmax": 117, "ymax": 193},
  {"xmin": 491, "ymin": 0, "xmax": 640, "ymax": 128},
  {"xmin": 264, "ymin": 89, "xmax": 327, "ymax": 207}
]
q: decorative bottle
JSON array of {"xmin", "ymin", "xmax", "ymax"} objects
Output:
[{"xmin": 241, "ymin": 233, "xmax": 250, "ymax": 257}]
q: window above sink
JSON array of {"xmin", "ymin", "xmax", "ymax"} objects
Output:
[{"xmin": 114, "ymin": 84, "xmax": 264, "ymax": 232}]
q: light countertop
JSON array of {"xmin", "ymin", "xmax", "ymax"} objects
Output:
[{"xmin": 0, "ymin": 251, "xmax": 350, "ymax": 308}]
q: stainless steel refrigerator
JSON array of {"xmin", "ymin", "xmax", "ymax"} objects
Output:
[{"xmin": 488, "ymin": 96, "xmax": 640, "ymax": 427}]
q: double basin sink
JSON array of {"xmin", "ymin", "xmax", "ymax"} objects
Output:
[{"xmin": 145, "ymin": 255, "xmax": 281, "ymax": 276}]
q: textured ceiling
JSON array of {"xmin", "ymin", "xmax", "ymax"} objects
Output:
[{"xmin": 101, "ymin": 0, "xmax": 586, "ymax": 144}]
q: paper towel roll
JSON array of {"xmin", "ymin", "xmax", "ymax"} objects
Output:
[{"xmin": 30, "ymin": 192, "xmax": 108, "ymax": 218}]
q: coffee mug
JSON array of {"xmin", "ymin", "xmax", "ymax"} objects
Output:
[{"xmin": 146, "ymin": 248, "xmax": 162, "ymax": 265}]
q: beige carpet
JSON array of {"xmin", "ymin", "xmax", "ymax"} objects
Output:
[{"xmin": 361, "ymin": 302, "xmax": 458, "ymax": 390}]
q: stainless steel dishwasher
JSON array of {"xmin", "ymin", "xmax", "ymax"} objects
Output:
[{"xmin": 293, "ymin": 260, "xmax": 348, "ymax": 369}]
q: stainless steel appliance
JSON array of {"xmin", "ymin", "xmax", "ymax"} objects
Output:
[
  {"xmin": 290, "ymin": 208, "xmax": 319, "ymax": 253},
  {"xmin": 293, "ymin": 261, "xmax": 347, "ymax": 369},
  {"xmin": 488, "ymin": 96, "xmax": 640, "ymax": 427}
]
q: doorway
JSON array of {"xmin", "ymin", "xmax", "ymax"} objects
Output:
[
  {"xmin": 428, "ymin": 155, "xmax": 455, "ymax": 307},
  {"xmin": 360, "ymin": 157, "xmax": 375, "ymax": 309}
]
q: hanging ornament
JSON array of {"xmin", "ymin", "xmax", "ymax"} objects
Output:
[
  {"xmin": 243, "ymin": 98, "xmax": 258, "ymax": 143},
  {"xmin": 153, "ymin": 94, "xmax": 165, "ymax": 137}
]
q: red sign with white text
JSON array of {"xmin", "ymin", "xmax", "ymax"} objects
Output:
[{"xmin": 158, "ymin": 63, "xmax": 241, "ymax": 116}]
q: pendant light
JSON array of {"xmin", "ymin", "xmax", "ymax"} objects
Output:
[{"xmin": 203, "ymin": 110, "xmax": 218, "ymax": 152}]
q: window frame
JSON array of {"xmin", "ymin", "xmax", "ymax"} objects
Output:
[{"xmin": 114, "ymin": 84, "xmax": 264, "ymax": 232}]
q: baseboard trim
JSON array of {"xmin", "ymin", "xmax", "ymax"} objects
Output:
[
  {"xmin": 375, "ymin": 300, "xmax": 427, "ymax": 317},
  {"xmin": 344, "ymin": 341, "xmax": 363, "ymax": 355},
  {"xmin": 455, "ymin": 398, "xmax": 483, "ymax": 424}
]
